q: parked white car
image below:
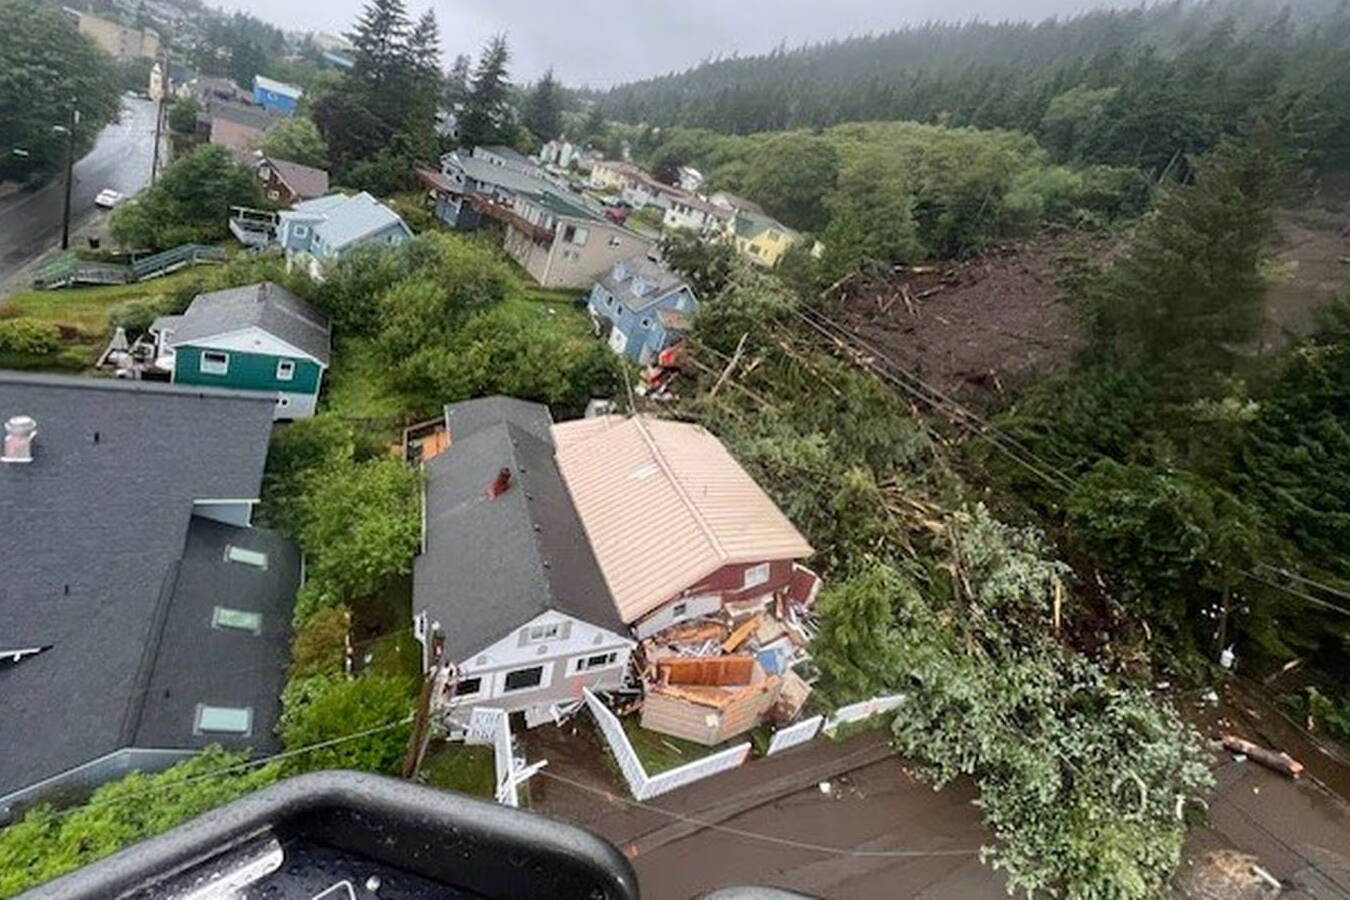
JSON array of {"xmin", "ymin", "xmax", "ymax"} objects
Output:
[{"xmin": 94, "ymin": 189, "xmax": 124, "ymax": 209}]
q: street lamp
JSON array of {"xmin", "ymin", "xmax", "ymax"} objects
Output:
[{"xmin": 54, "ymin": 103, "xmax": 80, "ymax": 251}]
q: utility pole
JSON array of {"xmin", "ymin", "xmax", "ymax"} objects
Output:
[
  {"xmin": 401, "ymin": 630, "xmax": 447, "ymax": 780},
  {"xmin": 150, "ymin": 53, "xmax": 168, "ymax": 185},
  {"xmin": 59, "ymin": 101, "xmax": 78, "ymax": 251}
]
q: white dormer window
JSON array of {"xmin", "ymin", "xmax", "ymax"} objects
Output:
[{"xmin": 525, "ymin": 623, "xmax": 560, "ymax": 643}]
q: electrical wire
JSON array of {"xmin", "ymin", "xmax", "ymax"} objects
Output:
[
  {"xmin": 785, "ymin": 304, "xmax": 1350, "ymax": 618},
  {"xmin": 534, "ymin": 768, "xmax": 981, "ymax": 860}
]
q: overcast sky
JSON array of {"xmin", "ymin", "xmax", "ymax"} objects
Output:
[{"xmin": 218, "ymin": 0, "xmax": 1133, "ymax": 87}]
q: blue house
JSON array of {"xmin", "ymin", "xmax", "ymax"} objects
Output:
[
  {"xmin": 588, "ymin": 256, "xmax": 697, "ymax": 364},
  {"xmin": 276, "ymin": 192, "xmax": 412, "ymax": 280},
  {"xmin": 252, "ymin": 75, "xmax": 302, "ymax": 114}
]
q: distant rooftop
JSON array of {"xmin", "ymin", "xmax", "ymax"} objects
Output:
[
  {"xmin": 282, "ymin": 192, "xmax": 411, "ymax": 252},
  {"xmin": 253, "ymin": 74, "xmax": 303, "ymax": 99},
  {"xmin": 159, "ymin": 281, "xmax": 332, "ymax": 366}
]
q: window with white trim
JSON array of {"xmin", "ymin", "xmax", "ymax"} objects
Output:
[
  {"xmin": 276, "ymin": 359, "xmax": 296, "ymax": 381},
  {"xmin": 671, "ymin": 602, "xmax": 688, "ymax": 618},
  {"xmin": 452, "ymin": 676, "xmax": 483, "ymax": 697},
  {"xmin": 574, "ymin": 651, "xmax": 618, "ymax": 674},
  {"xmin": 608, "ymin": 235, "xmax": 622, "ymax": 248},
  {"xmin": 524, "ymin": 623, "xmax": 560, "ymax": 643},
  {"xmin": 293, "ymin": 225, "xmax": 308, "ymax": 238},
  {"xmin": 199, "ymin": 351, "xmax": 229, "ymax": 375},
  {"xmin": 742, "ymin": 562, "xmax": 771, "ymax": 590},
  {"xmin": 267, "ymin": 189, "xmax": 280, "ymax": 201},
  {"xmin": 503, "ymin": 665, "xmax": 544, "ymax": 692},
  {"xmin": 195, "ymin": 704, "xmax": 252, "ymax": 735}
]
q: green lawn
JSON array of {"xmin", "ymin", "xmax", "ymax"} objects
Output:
[
  {"xmin": 351, "ymin": 573, "xmax": 422, "ymax": 687},
  {"xmin": 321, "ymin": 336, "xmax": 426, "ymax": 428},
  {"xmin": 421, "ymin": 742, "xmax": 496, "ymax": 798},
  {"xmin": 621, "ymin": 716, "xmax": 734, "ymax": 775},
  {"xmin": 0, "ymin": 268, "xmax": 206, "ymax": 372}
]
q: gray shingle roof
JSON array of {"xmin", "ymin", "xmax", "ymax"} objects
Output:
[
  {"xmin": 445, "ymin": 395, "xmax": 555, "ymax": 446},
  {"xmin": 415, "ymin": 401, "xmax": 625, "ymax": 662},
  {"xmin": 0, "ymin": 372, "xmax": 276, "ymax": 799},
  {"xmin": 301, "ymin": 192, "xmax": 410, "ymax": 252},
  {"xmin": 130, "ymin": 517, "xmax": 299, "ymax": 753},
  {"xmin": 598, "ymin": 255, "xmax": 692, "ymax": 313},
  {"xmin": 164, "ymin": 282, "xmax": 332, "ymax": 366}
]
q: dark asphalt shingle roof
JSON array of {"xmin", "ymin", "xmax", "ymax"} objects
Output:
[
  {"xmin": 265, "ymin": 157, "xmax": 330, "ymax": 200},
  {"xmin": 165, "ymin": 282, "xmax": 332, "ymax": 366},
  {"xmin": 0, "ymin": 372, "xmax": 275, "ymax": 798},
  {"xmin": 130, "ymin": 517, "xmax": 299, "ymax": 753},
  {"xmin": 415, "ymin": 401, "xmax": 625, "ymax": 662},
  {"xmin": 444, "ymin": 395, "xmax": 555, "ymax": 446}
]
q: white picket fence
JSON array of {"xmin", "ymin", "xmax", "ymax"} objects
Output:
[
  {"xmin": 765, "ymin": 714, "xmax": 825, "ymax": 755},
  {"xmin": 582, "ymin": 689, "xmax": 752, "ymax": 801},
  {"xmin": 464, "ymin": 706, "xmax": 545, "ymax": 807},
  {"xmin": 821, "ymin": 693, "xmax": 906, "ymax": 736},
  {"xmin": 582, "ymin": 690, "xmax": 905, "ymax": 800}
]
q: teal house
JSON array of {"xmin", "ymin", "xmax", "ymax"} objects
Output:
[{"xmin": 151, "ymin": 282, "xmax": 332, "ymax": 419}]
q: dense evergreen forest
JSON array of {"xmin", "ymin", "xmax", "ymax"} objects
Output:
[{"xmin": 595, "ymin": 0, "xmax": 1350, "ymax": 173}]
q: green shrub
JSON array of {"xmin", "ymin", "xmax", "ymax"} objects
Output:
[
  {"xmin": 108, "ymin": 295, "xmax": 182, "ymax": 334},
  {"xmin": 290, "ymin": 606, "xmax": 350, "ymax": 679},
  {"xmin": 278, "ymin": 674, "xmax": 412, "ymax": 775},
  {"xmin": 0, "ymin": 319, "xmax": 61, "ymax": 354}
]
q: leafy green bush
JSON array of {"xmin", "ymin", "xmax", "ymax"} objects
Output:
[
  {"xmin": 0, "ymin": 749, "xmax": 281, "ymax": 897},
  {"xmin": 108, "ymin": 295, "xmax": 183, "ymax": 334},
  {"xmin": 296, "ymin": 458, "xmax": 422, "ymax": 606},
  {"xmin": 109, "ymin": 145, "xmax": 262, "ymax": 250},
  {"xmin": 290, "ymin": 606, "xmax": 350, "ymax": 679},
  {"xmin": 0, "ymin": 319, "xmax": 60, "ymax": 354},
  {"xmin": 256, "ymin": 416, "xmax": 359, "ymax": 534},
  {"xmin": 278, "ymin": 674, "xmax": 412, "ymax": 775}
]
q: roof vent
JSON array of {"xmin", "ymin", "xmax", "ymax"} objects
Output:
[{"xmin": 2, "ymin": 416, "xmax": 36, "ymax": 464}]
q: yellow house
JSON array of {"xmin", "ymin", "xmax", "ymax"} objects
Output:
[
  {"xmin": 728, "ymin": 211, "xmax": 801, "ymax": 268},
  {"xmin": 590, "ymin": 160, "xmax": 640, "ymax": 192}
]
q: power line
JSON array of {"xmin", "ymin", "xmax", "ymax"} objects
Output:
[
  {"xmin": 534, "ymin": 769, "xmax": 981, "ymax": 860},
  {"xmin": 784, "ymin": 304, "xmax": 1350, "ymax": 618},
  {"xmin": 33, "ymin": 716, "xmax": 415, "ymax": 824}
]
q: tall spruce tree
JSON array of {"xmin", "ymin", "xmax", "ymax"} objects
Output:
[
  {"xmin": 459, "ymin": 35, "xmax": 513, "ymax": 149},
  {"xmin": 444, "ymin": 53, "xmax": 471, "ymax": 108},
  {"xmin": 524, "ymin": 68, "xmax": 563, "ymax": 143},
  {"xmin": 345, "ymin": 0, "xmax": 412, "ymax": 125},
  {"xmin": 402, "ymin": 10, "xmax": 442, "ymax": 157}
]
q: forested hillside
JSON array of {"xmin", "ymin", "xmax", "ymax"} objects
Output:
[{"xmin": 596, "ymin": 0, "xmax": 1350, "ymax": 173}]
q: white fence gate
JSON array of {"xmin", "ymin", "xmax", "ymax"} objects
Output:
[
  {"xmin": 821, "ymin": 694, "xmax": 906, "ymax": 736},
  {"xmin": 765, "ymin": 714, "xmax": 825, "ymax": 755},
  {"xmin": 582, "ymin": 689, "xmax": 752, "ymax": 801},
  {"xmin": 464, "ymin": 707, "xmax": 544, "ymax": 807}
]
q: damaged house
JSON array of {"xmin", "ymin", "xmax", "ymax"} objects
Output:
[
  {"xmin": 413, "ymin": 397, "xmax": 820, "ymax": 745},
  {"xmin": 413, "ymin": 398, "xmax": 636, "ymax": 730}
]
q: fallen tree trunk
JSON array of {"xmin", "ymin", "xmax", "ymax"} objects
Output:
[{"xmin": 1222, "ymin": 734, "xmax": 1305, "ymax": 778}]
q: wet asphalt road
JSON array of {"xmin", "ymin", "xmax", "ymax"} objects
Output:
[{"xmin": 0, "ymin": 96, "xmax": 160, "ymax": 279}]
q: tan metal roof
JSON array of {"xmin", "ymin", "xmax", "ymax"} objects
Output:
[{"xmin": 553, "ymin": 415, "xmax": 814, "ymax": 623}]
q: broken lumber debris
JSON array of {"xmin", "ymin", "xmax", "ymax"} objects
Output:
[{"xmin": 1222, "ymin": 735, "xmax": 1305, "ymax": 778}]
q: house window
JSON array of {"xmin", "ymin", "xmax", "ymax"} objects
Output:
[
  {"xmin": 503, "ymin": 666, "xmax": 544, "ymax": 693},
  {"xmin": 640, "ymin": 318, "xmax": 652, "ymax": 329},
  {"xmin": 562, "ymin": 225, "xmax": 589, "ymax": 246},
  {"xmin": 743, "ymin": 562, "xmax": 771, "ymax": 590},
  {"xmin": 212, "ymin": 606, "xmax": 261, "ymax": 634},
  {"xmin": 605, "ymin": 296, "xmax": 614, "ymax": 307},
  {"xmin": 267, "ymin": 189, "xmax": 280, "ymax": 201},
  {"xmin": 194, "ymin": 704, "xmax": 253, "ymax": 735},
  {"xmin": 671, "ymin": 602, "xmax": 688, "ymax": 619},
  {"xmin": 452, "ymin": 676, "xmax": 483, "ymax": 697},
  {"xmin": 293, "ymin": 225, "xmax": 308, "ymax": 238},
  {"xmin": 525, "ymin": 623, "xmax": 560, "ymax": 643},
  {"xmin": 276, "ymin": 359, "xmax": 296, "ymax": 381},
  {"xmin": 562, "ymin": 249, "xmax": 580, "ymax": 262},
  {"xmin": 225, "ymin": 545, "xmax": 269, "ymax": 569},
  {"xmin": 575, "ymin": 652, "xmax": 618, "ymax": 673},
  {"xmin": 199, "ymin": 350, "xmax": 229, "ymax": 375},
  {"xmin": 608, "ymin": 236, "xmax": 622, "ymax": 248}
]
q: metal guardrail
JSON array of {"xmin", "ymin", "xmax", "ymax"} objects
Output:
[
  {"xmin": 130, "ymin": 244, "xmax": 225, "ymax": 280},
  {"xmin": 32, "ymin": 244, "xmax": 226, "ymax": 289}
]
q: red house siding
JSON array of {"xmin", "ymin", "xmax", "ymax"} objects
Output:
[{"xmin": 635, "ymin": 559, "xmax": 796, "ymax": 634}]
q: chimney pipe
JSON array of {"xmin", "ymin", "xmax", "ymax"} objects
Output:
[
  {"xmin": 487, "ymin": 466, "xmax": 512, "ymax": 499},
  {"xmin": 2, "ymin": 415, "xmax": 37, "ymax": 464}
]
